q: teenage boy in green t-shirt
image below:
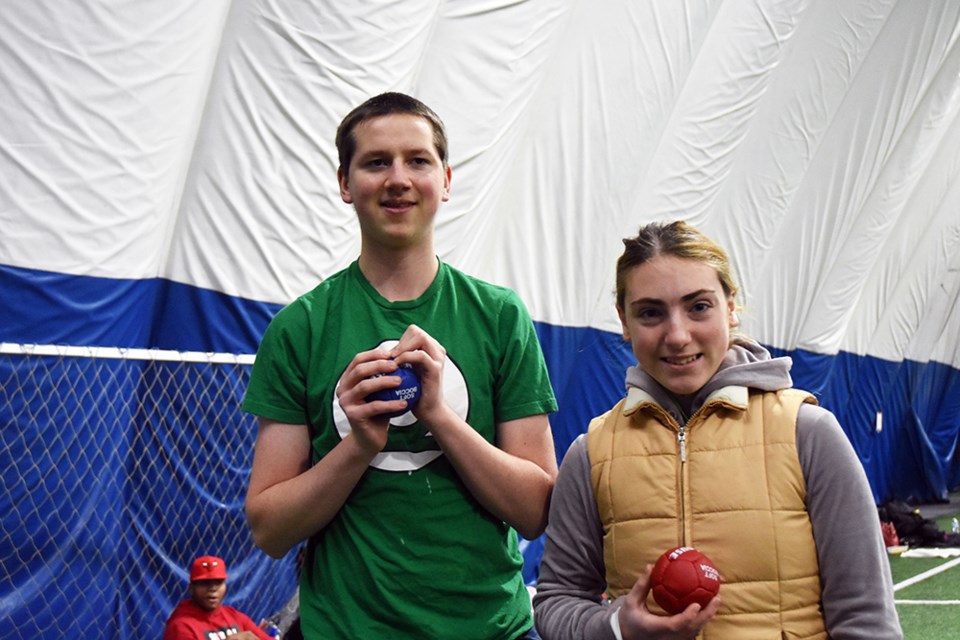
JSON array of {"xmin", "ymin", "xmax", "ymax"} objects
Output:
[{"xmin": 243, "ymin": 92, "xmax": 558, "ymax": 639}]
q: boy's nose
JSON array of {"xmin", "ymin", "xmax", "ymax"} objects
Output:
[{"xmin": 385, "ymin": 164, "xmax": 411, "ymax": 187}]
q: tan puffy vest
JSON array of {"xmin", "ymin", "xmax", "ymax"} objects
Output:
[{"xmin": 587, "ymin": 386, "xmax": 828, "ymax": 639}]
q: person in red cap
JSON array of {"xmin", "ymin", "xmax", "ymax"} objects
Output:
[{"xmin": 162, "ymin": 555, "xmax": 272, "ymax": 640}]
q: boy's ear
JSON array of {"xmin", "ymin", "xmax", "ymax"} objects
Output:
[
  {"xmin": 441, "ymin": 165, "xmax": 452, "ymax": 202},
  {"xmin": 338, "ymin": 167, "xmax": 353, "ymax": 204}
]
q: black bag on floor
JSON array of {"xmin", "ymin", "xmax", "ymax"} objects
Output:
[{"xmin": 878, "ymin": 500, "xmax": 950, "ymax": 547}]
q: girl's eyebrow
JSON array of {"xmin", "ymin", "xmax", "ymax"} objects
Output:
[
  {"xmin": 630, "ymin": 288, "xmax": 717, "ymax": 307},
  {"xmin": 630, "ymin": 297, "xmax": 664, "ymax": 307},
  {"xmin": 680, "ymin": 288, "xmax": 716, "ymax": 302}
]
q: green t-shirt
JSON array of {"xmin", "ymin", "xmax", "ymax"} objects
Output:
[{"xmin": 244, "ymin": 260, "xmax": 557, "ymax": 639}]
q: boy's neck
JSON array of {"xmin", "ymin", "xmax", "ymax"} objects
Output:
[{"xmin": 358, "ymin": 247, "xmax": 439, "ymax": 302}]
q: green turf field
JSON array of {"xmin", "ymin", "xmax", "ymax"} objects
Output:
[{"xmin": 891, "ymin": 512, "xmax": 960, "ymax": 639}]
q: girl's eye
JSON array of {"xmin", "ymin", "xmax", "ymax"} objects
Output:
[
  {"xmin": 690, "ymin": 301, "xmax": 712, "ymax": 314},
  {"xmin": 637, "ymin": 308, "xmax": 662, "ymax": 321}
]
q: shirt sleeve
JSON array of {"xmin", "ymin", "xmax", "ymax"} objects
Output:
[
  {"xmin": 241, "ymin": 612, "xmax": 273, "ymax": 640},
  {"xmin": 227, "ymin": 606, "xmax": 273, "ymax": 640},
  {"xmin": 533, "ymin": 435, "xmax": 618, "ymax": 640},
  {"xmin": 493, "ymin": 290, "xmax": 558, "ymax": 422},
  {"xmin": 243, "ymin": 300, "xmax": 311, "ymax": 425},
  {"xmin": 797, "ymin": 403, "xmax": 903, "ymax": 639},
  {"xmin": 161, "ymin": 617, "xmax": 193, "ymax": 640}
]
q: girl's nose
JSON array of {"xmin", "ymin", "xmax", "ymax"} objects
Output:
[{"xmin": 664, "ymin": 315, "xmax": 691, "ymax": 347}]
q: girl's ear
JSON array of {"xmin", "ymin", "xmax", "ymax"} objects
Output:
[
  {"xmin": 617, "ymin": 305, "xmax": 630, "ymax": 342},
  {"xmin": 728, "ymin": 298, "xmax": 739, "ymax": 329}
]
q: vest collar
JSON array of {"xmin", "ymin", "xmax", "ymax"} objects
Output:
[{"xmin": 622, "ymin": 384, "xmax": 750, "ymax": 416}]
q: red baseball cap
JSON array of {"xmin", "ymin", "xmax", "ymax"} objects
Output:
[{"xmin": 190, "ymin": 555, "xmax": 227, "ymax": 582}]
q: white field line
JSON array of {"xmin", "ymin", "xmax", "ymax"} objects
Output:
[
  {"xmin": 894, "ymin": 599, "xmax": 960, "ymax": 605},
  {"xmin": 893, "ymin": 556, "xmax": 960, "ymax": 592}
]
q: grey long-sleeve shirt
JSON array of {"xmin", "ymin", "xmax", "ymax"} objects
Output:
[{"xmin": 533, "ymin": 342, "xmax": 902, "ymax": 640}]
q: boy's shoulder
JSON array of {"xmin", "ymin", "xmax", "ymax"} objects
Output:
[
  {"xmin": 280, "ymin": 263, "xmax": 356, "ymax": 311},
  {"xmin": 440, "ymin": 261, "xmax": 518, "ymax": 301}
]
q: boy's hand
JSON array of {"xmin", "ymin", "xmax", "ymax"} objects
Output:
[
  {"xmin": 336, "ymin": 348, "xmax": 405, "ymax": 453},
  {"xmin": 390, "ymin": 324, "xmax": 448, "ymax": 423}
]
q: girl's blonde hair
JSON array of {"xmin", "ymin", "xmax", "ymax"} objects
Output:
[{"xmin": 615, "ymin": 220, "xmax": 738, "ymax": 310}]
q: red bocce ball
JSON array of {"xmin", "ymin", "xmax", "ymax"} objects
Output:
[{"xmin": 650, "ymin": 546, "xmax": 720, "ymax": 615}]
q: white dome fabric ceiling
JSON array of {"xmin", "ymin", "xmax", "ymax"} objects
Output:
[{"xmin": 3, "ymin": 1, "xmax": 958, "ymax": 368}]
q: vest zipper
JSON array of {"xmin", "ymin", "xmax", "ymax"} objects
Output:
[
  {"xmin": 677, "ymin": 405, "xmax": 712, "ymax": 547},
  {"xmin": 677, "ymin": 425, "xmax": 687, "ymax": 545},
  {"xmin": 677, "ymin": 425, "xmax": 687, "ymax": 463}
]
